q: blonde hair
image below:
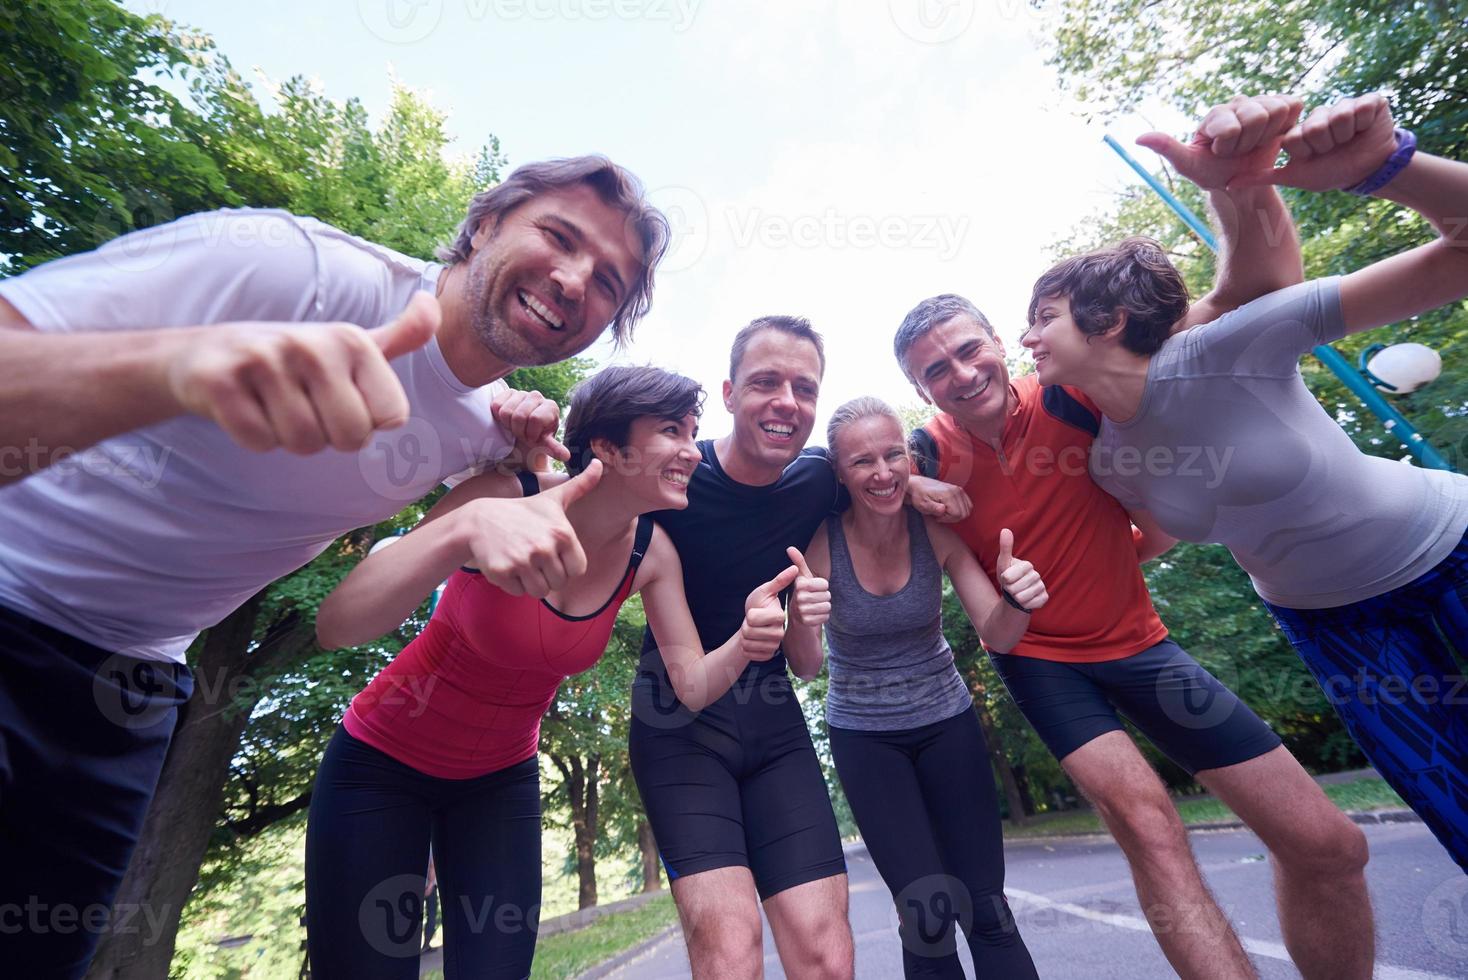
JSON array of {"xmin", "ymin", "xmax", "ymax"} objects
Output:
[{"xmin": 826, "ymin": 396, "xmax": 902, "ymax": 464}]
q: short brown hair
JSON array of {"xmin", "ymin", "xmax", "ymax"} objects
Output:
[
  {"xmin": 727, "ymin": 315, "xmax": 826, "ymax": 381},
  {"xmin": 1028, "ymin": 237, "xmax": 1190, "ymax": 356},
  {"xmin": 562, "ymin": 365, "xmax": 704, "ymax": 476},
  {"xmin": 437, "ymin": 156, "xmax": 670, "ymax": 347}
]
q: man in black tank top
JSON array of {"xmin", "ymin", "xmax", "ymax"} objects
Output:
[{"xmin": 629, "ymin": 316, "xmax": 853, "ymax": 978}]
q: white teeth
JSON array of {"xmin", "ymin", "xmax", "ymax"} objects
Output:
[
  {"xmin": 520, "ymin": 290, "xmax": 564, "ymax": 329},
  {"xmin": 762, "ymin": 423, "xmax": 794, "ymax": 436},
  {"xmin": 955, "ymin": 379, "xmax": 990, "ymax": 401},
  {"xmin": 867, "ymin": 486, "xmax": 897, "ymax": 497},
  {"xmin": 663, "ymin": 471, "xmax": 689, "ymax": 486}
]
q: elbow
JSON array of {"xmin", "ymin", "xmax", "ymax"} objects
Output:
[
  {"xmin": 315, "ymin": 601, "xmax": 353, "ymax": 651},
  {"xmin": 668, "ymin": 677, "xmax": 707, "ymax": 713}
]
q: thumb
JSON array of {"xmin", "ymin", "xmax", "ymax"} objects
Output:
[
  {"xmin": 545, "ymin": 458, "xmax": 602, "ymax": 507},
  {"xmin": 373, "ymin": 293, "xmax": 441, "ymax": 360},
  {"xmin": 997, "ymin": 528, "xmax": 1014, "ymax": 568},
  {"xmin": 1135, "ymin": 131, "xmax": 1192, "ymax": 169},
  {"xmin": 751, "ymin": 564, "xmax": 800, "ymax": 606},
  {"xmin": 786, "ymin": 546, "xmax": 813, "ymax": 578}
]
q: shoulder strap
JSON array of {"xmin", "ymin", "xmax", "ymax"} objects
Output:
[
  {"xmin": 909, "ymin": 428, "xmax": 941, "ymax": 479},
  {"xmin": 629, "ymin": 516, "xmax": 655, "ymax": 568},
  {"xmin": 516, "ymin": 470, "xmax": 541, "ymax": 497},
  {"xmin": 1041, "ymin": 385, "xmax": 1100, "ymax": 437}
]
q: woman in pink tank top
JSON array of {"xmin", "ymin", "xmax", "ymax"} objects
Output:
[{"xmin": 304, "ymin": 366, "xmax": 802, "ymax": 979}]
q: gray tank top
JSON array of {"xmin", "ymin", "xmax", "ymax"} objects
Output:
[{"xmin": 824, "ymin": 507, "xmax": 973, "ymax": 731}]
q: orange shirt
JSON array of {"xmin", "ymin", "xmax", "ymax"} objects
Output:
[{"xmin": 914, "ymin": 376, "xmax": 1166, "ymax": 663}]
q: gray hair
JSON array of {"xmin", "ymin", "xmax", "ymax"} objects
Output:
[
  {"xmin": 436, "ymin": 155, "xmax": 670, "ymax": 346},
  {"xmin": 826, "ymin": 396, "xmax": 902, "ymax": 464},
  {"xmin": 893, "ymin": 294, "xmax": 996, "ymax": 381}
]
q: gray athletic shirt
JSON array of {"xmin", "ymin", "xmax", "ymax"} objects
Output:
[
  {"xmin": 823, "ymin": 507, "xmax": 973, "ymax": 731},
  {"xmin": 1091, "ymin": 277, "xmax": 1468, "ymax": 610}
]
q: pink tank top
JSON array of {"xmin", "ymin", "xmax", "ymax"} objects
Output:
[{"xmin": 343, "ymin": 514, "xmax": 652, "ymax": 778}]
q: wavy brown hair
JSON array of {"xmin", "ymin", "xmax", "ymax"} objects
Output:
[{"xmin": 1028, "ymin": 237, "xmax": 1190, "ymax": 356}]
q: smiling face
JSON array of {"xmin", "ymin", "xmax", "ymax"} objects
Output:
[
  {"xmin": 1021, "ymin": 294, "xmax": 1089, "ymax": 386},
  {"xmin": 464, "ymin": 183, "xmax": 641, "ymax": 368},
  {"xmin": 832, "ymin": 413, "xmax": 910, "ymax": 518},
  {"xmin": 596, "ymin": 412, "xmax": 701, "ymax": 512},
  {"xmin": 722, "ymin": 329, "xmax": 822, "ymax": 476},
  {"xmin": 901, "ymin": 314, "xmax": 1010, "ymax": 430}
]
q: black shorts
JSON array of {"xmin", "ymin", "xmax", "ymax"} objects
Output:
[
  {"xmin": 988, "ymin": 638, "xmax": 1281, "ymax": 774},
  {"xmin": 629, "ymin": 667, "xmax": 846, "ymax": 900}
]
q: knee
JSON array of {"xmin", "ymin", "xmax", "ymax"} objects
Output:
[
  {"xmin": 685, "ymin": 908, "xmax": 762, "ymax": 966},
  {"xmin": 1276, "ymin": 818, "xmax": 1369, "ymax": 879},
  {"xmin": 799, "ymin": 917, "xmax": 853, "ymax": 979},
  {"xmin": 1096, "ymin": 792, "xmax": 1186, "ymax": 854}
]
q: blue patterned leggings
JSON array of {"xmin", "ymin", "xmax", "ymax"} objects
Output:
[{"xmin": 1266, "ymin": 532, "xmax": 1468, "ymax": 873}]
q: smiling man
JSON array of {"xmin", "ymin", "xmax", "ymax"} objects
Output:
[
  {"xmin": 0, "ymin": 156, "xmax": 667, "ymax": 978},
  {"xmin": 629, "ymin": 315, "xmax": 854, "ymax": 980}
]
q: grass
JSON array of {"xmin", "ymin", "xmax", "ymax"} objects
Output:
[
  {"xmin": 422, "ymin": 894, "xmax": 679, "ymax": 980},
  {"xmin": 1003, "ymin": 777, "xmax": 1407, "ymax": 839}
]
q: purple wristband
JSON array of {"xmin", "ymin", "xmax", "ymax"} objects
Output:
[{"xmin": 1345, "ymin": 128, "xmax": 1416, "ymax": 196}]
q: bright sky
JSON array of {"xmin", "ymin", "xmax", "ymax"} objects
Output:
[{"xmin": 124, "ymin": 0, "xmax": 1198, "ymax": 445}]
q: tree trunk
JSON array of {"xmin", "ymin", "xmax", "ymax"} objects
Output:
[
  {"xmin": 975, "ymin": 705, "xmax": 1027, "ymax": 827},
  {"xmin": 637, "ymin": 820, "xmax": 660, "ymax": 893},
  {"xmin": 85, "ymin": 598, "xmax": 314, "ymax": 979}
]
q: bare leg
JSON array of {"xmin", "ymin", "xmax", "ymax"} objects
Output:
[
  {"xmin": 1198, "ymin": 746, "xmax": 1373, "ymax": 980},
  {"xmin": 670, "ymin": 866, "xmax": 766, "ymax": 980},
  {"xmin": 762, "ymin": 872, "xmax": 854, "ymax": 979},
  {"xmin": 1062, "ymin": 731, "xmax": 1255, "ymax": 980}
]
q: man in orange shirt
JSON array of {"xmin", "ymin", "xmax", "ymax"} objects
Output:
[{"xmin": 899, "ymin": 95, "xmax": 1375, "ymax": 980}]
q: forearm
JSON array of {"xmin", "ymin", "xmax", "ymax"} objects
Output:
[
  {"xmin": 1203, "ymin": 185, "xmax": 1302, "ymax": 306},
  {"xmin": 978, "ymin": 602, "xmax": 1029, "ymax": 655},
  {"xmin": 1377, "ymin": 153, "xmax": 1468, "ymax": 247},
  {"xmin": 781, "ymin": 621, "xmax": 826, "ymax": 680},
  {"xmin": 316, "ymin": 510, "xmax": 473, "ymax": 649},
  {"xmin": 0, "ymin": 326, "xmax": 190, "ymax": 485},
  {"xmin": 664, "ymin": 637, "xmax": 753, "ymax": 712}
]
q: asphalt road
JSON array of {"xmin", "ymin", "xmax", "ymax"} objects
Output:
[{"xmin": 602, "ymin": 822, "xmax": 1468, "ymax": 978}]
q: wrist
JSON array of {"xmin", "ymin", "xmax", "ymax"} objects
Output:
[{"xmin": 1349, "ymin": 128, "xmax": 1416, "ymax": 195}]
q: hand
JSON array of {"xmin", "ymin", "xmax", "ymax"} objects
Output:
[
  {"xmin": 1229, "ymin": 93, "xmax": 1398, "ymax": 192},
  {"xmin": 785, "ymin": 546, "xmax": 831, "ymax": 628},
  {"xmin": 907, "ymin": 475, "xmax": 972, "ymax": 524},
  {"xmin": 995, "ymin": 528, "xmax": 1048, "ymax": 612},
  {"xmin": 740, "ymin": 564, "xmax": 800, "ymax": 662},
  {"xmin": 458, "ymin": 459, "xmax": 603, "ymax": 596},
  {"xmin": 1137, "ymin": 94, "xmax": 1304, "ymax": 191},
  {"xmin": 492, "ymin": 387, "xmax": 571, "ymax": 468},
  {"xmin": 167, "ymin": 292, "xmax": 440, "ymax": 454}
]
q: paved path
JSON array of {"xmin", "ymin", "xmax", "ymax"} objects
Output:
[{"xmin": 600, "ymin": 822, "xmax": 1468, "ymax": 978}]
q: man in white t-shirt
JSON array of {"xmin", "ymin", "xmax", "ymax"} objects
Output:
[{"xmin": 0, "ymin": 155, "xmax": 668, "ymax": 977}]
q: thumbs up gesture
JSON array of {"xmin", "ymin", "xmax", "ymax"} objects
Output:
[
  {"xmin": 170, "ymin": 291, "xmax": 441, "ymax": 455},
  {"xmin": 786, "ymin": 546, "xmax": 831, "ymax": 628},
  {"xmin": 458, "ymin": 459, "xmax": 604, "ymax": 597},
  {"xmin": 740, "ymin": 563, "xmax": 800, "ymax": 662},
  {"xmin": 996, "ymin": 528, "xmax": 1048, "ymax": 613}
]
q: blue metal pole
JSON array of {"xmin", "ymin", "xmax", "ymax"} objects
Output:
[{"xmin": 1102, "ymin": 135, "xmax": 1454, "ymax": 471}]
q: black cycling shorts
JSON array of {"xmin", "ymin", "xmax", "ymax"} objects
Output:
[{"xmin": 989, "ymin": 638, "xmax": 1281, "ymax": 774}]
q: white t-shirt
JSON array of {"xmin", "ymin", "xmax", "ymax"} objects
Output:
[
  {"xmin": 0, "ymin": 209, "xmax": 511, "ymax": 662},
  {"xmin": 1091, "ymin": 278, "xmax": 1468, "ymax": 609}
]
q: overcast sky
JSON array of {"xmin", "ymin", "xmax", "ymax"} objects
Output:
[{"xmin": 124, "ymin": 0, "xmax": 1198, "ymax": 444}]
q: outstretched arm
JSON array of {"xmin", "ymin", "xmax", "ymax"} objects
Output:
[
  {"xmin": 639, "ymin": 529, "xmax": 798, "ymax": 711},
  {"xmin": 316, "ymin": 463, "xmax": 595, "ymax": 648},
  {"xmin": 0, "ymin": 293, "xmax": 440, "ymax": 487},
  {"xmin": 1231, "ymin": 94, "xmax": 1468, "ymax": 335},
  {"xmin": 1138, "ymin": 94, "xmax": 1307, "ymax": 330}
]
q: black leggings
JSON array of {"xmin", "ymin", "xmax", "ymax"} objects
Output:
[
  {"xmin": 305, "ymin": 727, "xmax": 542, "ymax": 979},
  {"xmin": 830, "ymin": 708, "xmax": 1037, "ymax": 979}
]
